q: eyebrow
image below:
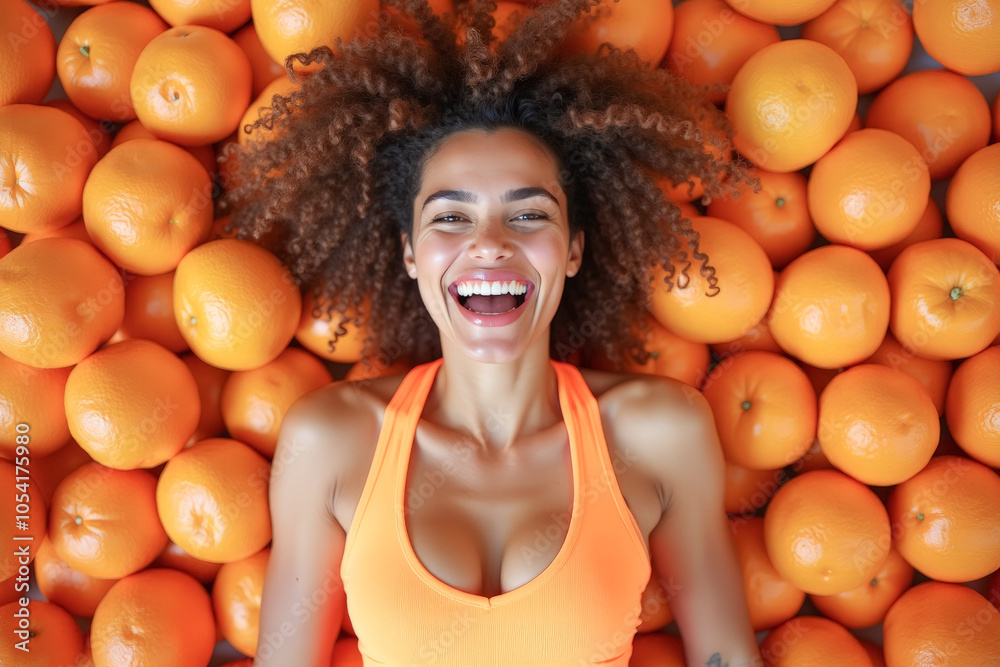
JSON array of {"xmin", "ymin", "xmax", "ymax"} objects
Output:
[{"xmin": 420, "ymin": 187, "xmax": 559, "ymax": 212}]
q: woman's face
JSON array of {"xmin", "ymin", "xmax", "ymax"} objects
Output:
[{"xmin": 403, "ymin": 127, "xmax": 584, "ymax": 363}]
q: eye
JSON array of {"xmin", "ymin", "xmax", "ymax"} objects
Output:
[
  {"xmin": 513, "ymin": 212, "xmax": 550, "ymax": 222},
  {"xmin": 431, "ymin": 214, "xmax": 468, "ymax": 223}
]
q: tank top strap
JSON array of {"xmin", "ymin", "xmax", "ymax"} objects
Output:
[{"xmin": 387, "ymin": 356, "xmax": 445, "ymax": 423}]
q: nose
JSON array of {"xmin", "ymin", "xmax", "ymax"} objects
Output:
[{"xmin": 468, "ymin": 217, "xmax": 513, "ymax": 262}]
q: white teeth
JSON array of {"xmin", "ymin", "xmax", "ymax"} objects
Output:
[{"xmin": 455, "ymin": 280, "xmax": 528, "ymax": 297}]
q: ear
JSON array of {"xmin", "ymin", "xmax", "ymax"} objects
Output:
[
  {"xmin": 401, "ymin": 233, "xmax": 417, "ymax": 279},
  {"xmin": 566, "ymin": 229, "xmax": 584, "ymax": 278}
]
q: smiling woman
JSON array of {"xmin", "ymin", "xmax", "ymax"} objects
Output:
[{"xmin": 220, "ymin": 1, "xmax": 760, "ymax": 666}]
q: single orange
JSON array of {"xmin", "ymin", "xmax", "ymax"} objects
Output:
[
  {"xmin": 911, "ymin": 0, "xmax": 1000, "ymax": 75},
  {"xmin": 0, "ymin": 104, "xmax": 99, "ymax": 234},
  {"xmin": 883, "ymin": 581, "xmax": 1000, "ymax": 665},
  {"xmin": 764, "ymin": 468, "xmax": 890, "ymax": 595},
  {"xmin": 945, "ymin": 345, "xmax": 1000, "ymax": 468},
  {"xmin": 0, "ymin": 353, "xmax": 72, "ymax": 458},
  {"xmin": 0, "ymin": 599, "xmax": 83, "ymax": 667},
  {"xmin": 149, "ymin": 0, "xmax": 251, "ymax": 33},
  {"xmin": 702, "ymin": 350, "xmax": 817, "ymax": 470},
  {"xmin": 706, "ymin": 168, "xmax": 816, "ymax": 269},
  {"xmin": 0, "ymin": 0, "xmax": 56, "ymax": 106},
  {"xmin": 295, "ymin": 290, "xmax": 368, "ymax": 364},
  {"xmin": 156, "ymin": 437, "xmax": 271, "ymax": 563},
  {"xmin": 888, "ymin": 455, "xmax": 1000, "ymax": 582},
  {"xmin": 628, "ymin": 632, "xmax": 686, "ymax": 666},
  {"xmin": 818, "ymin": 363, "xmax": 939, "ymax": 486},
  {"xmin": 810, "ymin": 546, "xmax": 913, "ymax": 629},
  {"xmin": 723, "ymin": 0, "xmax": 838, "ymax": 25},
  {"xmin": 724, "ymin": 461, "xmax": 784, "ymax": 515},
  {"xmin": 0, "ymin": 238, "xmax": 124, "ymax": 369},
  {"xmin": 33, "ymin": 536, "xmax": 118, "ymax": 618},
  {"xmin": 238, "ymin": 74, "xmax": 299, "ymax": 148},
  {"xmin": 213, "ymin": 547, "xmax": 269, "ymax": 656},
  {"xmin": 108, "ymin": 270, "xmax": 189, "ymax": 353},
  {"xmin": 251, "ymin": 0, "xmax": 381, "ymax": 70},
  {"xmin": 180, "ymin": 352, "xmax": 231, "ymax": 447},
  {"xmin": 232, "ymin": 22, "xmax": 285, "ymax": 97},
  {"xmin": 111, "ymin": 118, "xmax": 217, "ymax": 177},
  {"xmin": 802, "ymin": 0, "xmax": 913, "ymax": 94},
  {"xmin": 221, "ymin": 346, "xmax": 332, "ymax": 458},
  {"xmin": 635, "ymin": 566, "xmax": 674, "ymax": 633},
  {"xmin": 559, "ymin": 0, "xmax": 674, "ymax": 65},
  {"xmin": 83, "ymin": 138, "xmax": 214, "ymax": 275},
  {"xmin": 64, "ymin": 338, "xmax": 200, "ymax": 469},
  {"xmin": 946, "ymin": 143, "xmax": 1000, "ymax": 264},
  {"xmin": 865, "ymin": 69, "xmax": 992, "ymax": 180},
  {"xmin": 729, "ymin": 516, "xmax": 805, "ymax": 631},
  {"xmin": 174, "ymin": 238, "xmax": 303, "ymax": 371},
  {"xmin": 44, "ymin": 98, "xmax": 112, "ymax": 157},
  {"xmin": 887, "ymin": 238, "xmax": 1000, "ymax": 361},
  {"xmin": 91, "ymin": 568, "xmax": 216, "ymax": 667},
  {"xmin": 56, "ymin": 1, "xmax": 168, "ymax": 122},
  {"xmin": 759, "ymin": 614, "xmax": 873, "ymax": 666},
  {"xmin": 151, "ymin": 539, "xmax": 223, "ymax": 584},
  {"xmin": 664, "ymin": 0, "xmax": 779, "ymax": 105},
  {"xmin": 49, "ymin": 462, "xmax": 167, "ymax": 579},
  {"xmin": 725, "ymin": 39, "xmax": 856, "ymax": 172},
  {"xmin": 650, "ymin": 216, "xmax": 774, "ymax": 344},
  {"xmin": 868, "ymin": 197, "xmax": 943, "ymax": 272},
  {"xmin": 768, "ymin": 245, "xmax": 890, "ymax": 369},
  {"xmin": 32, "ymin": 439, "xmax": 92, "ymax": 507},
  {"xmin": 0, "ymin": 461, "xmax": 46, "ymax": 580},
  {"xmin": 19, "ymin": 218, "xmax": 94, "ymax": 247},
  {"xmin": 864, "ymin": 331, "xmax": 952, "ymax": 416},
  {"xmin": 588, "ymin": 315, "xmax": 710, "ymax": 387},
  {"xmin": 130, "ymin": 25, "xmax": 252, "ymax": 146}
]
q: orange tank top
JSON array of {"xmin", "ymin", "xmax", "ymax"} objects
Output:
[{"xmin": 340, "ymin": 357, "xmax": 652, "ymax": 667}]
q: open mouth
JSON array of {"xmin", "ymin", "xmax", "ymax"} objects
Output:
[{"xmin": 448, "ymin": 282, "xmax": 532, "ymax": 316}]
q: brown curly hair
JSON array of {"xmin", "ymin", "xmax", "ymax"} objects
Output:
[{"xmin": 219, "ymin": 0, "xmax": 752, "ymax": 370}]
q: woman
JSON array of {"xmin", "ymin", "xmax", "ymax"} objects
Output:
[{"xmin": 225, "ymin": 1, "xmax": 763, "ymax": 665}]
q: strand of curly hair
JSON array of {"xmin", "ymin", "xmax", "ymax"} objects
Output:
[{"xmin": 218, "ymin": 0, "xmax": 754, "ymax": 371}]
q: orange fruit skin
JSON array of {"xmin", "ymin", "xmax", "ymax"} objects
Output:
[
  {"xmin": 0, "ymin": 238, "xmax": 124, "ymax": 369},
  {"xmin": 559, "ymin": 0, "xmax": 674, "ymax": 65},
  {"xmin": 710, "ymin": 309, "xmax": 784, "ymax": 359},
  {"xmin": 801, "ymin": 0, "xmax": 913, "ymax": 95},
  {"xmin": 627, "ymin": 632, "xmax": 686, "ymax": 666},
  {"xmin": 83, "ymin": 138, "xmax": 214, "ymax": 276},
  {"xmin": 151, "ymin": 539, "xmax": 223, "ymax": 584},
  {"xmin": 994, "ymin": 90, "xmax": 999, "ymax": 142},
  {"xmin": 0, "ymin": 599, "xmax": 84, "ymax": 667},
  {"xmin": 945, "ymin": 345, "xmax": 1000, "ymax": 468},
  {"xmin": 44, "ymin": 99, "xmax": 113, "ymax": 157},
  {"xmin": 946, "ymin": 143, "xmax": 1000, "ymax": 264},
  {"xmin": 807, "ymin": 128, "xmax": 930, "ymax": 251},
  {"xmin": 588, "ymin": 315, "xmax": 710, "ymax": 388},
  {"xmin": 65, "ymin": 338, "xmax": 201, "ymax": 470},
  {"xmin": 790, "ymin": 436, "xmax": 836, "ymax": 474},
  {"xmin": 19, "ymin": 217, "xmax": 95, "ymax": 247},
  {"xmin": 295, "ymin": 290, "xmax": 368, "ymax": 364},
  {"xmin": 220, "ymin": 346, "xmax": 332, "ymax": 458},
  {"xmin": 759, "ymin": 614, "xmax": 873, "ymax": 666},
  {"xmin": 213, "ymin": 547, "xmax": 269, "ymax": 657},
  {"xmin": 883, "ymin": 581, "xmax": 1000, "ymax": 666},
  {"xmin": 665, "ymin": 0, "xmax": 779, "ymax": 105},
  {"xmin": 725, "ymin": 39, "xmax": 856, "ymax": 172},
  {"xmin": 889, "ymin": 455, "xmax": 1000, "ymax": 582},
  {"xmin": 232, "ymin": 22, "xmax": 286, "ymax": 97},
  {"xmin": 174, "ymin": 238, "xmax": 303, "ymax": 371},
  {"xmin": 238, "ymin": 74, "xmax": 299, "ymax": 147},
  {"xmin": 650, "ymin": 216, "xmax": 774, "ymax": 344},
  {"xmin": 707, "ymin": 168, "xmax": 816, "ymax": 270},
  {"xmin": 723, "ymin": 0, "xmax": 838, "ymax": 25},
  {"xmin": 0, "ymin": 104, "xmax": 99, "ymax": 234},
  {"xmin": 32, "ymin": 439, "xmax": 93, "ymax": 507},
  {"xmin": 809, "ymin": 546, "xmax": 914, "ymax": 629},
  {"xmin": 108, "ymin": 270, "xmax": 189, "ymax": 353},
  {"xmin": 33, "ymin": 536, "xmax": 118, "ymax": 618},
  {"xmin": 130, "ymin": 25, "xmax": 252, "ymax": 146},
  {"xmin": 56, "ymin": 2, "xmax": 168, "ymax": 122},
  {"xmin": 180, "ymin": 352, "xmax": 231, "ymax": 447},
  {"xmin": 155, "ymin": 437, "xmax": 272, "ymax": 563},
  {"xmin": 0, "ymin": 461, "xmax": 46, "ymax": 580},
  {"xmin": 91, "ymin": 568, "xmax": 216, "ymax": 667},
  {"xmin": 729, "ymin": 516, "xmax": 805, "ymax": 631},
  {"xmin": 865, "ymin": 69, "xmax": 992, "ymax": 181},
  {"xmin": 635, "ymin": 567, "xmax": 674, "ymax": 632},
  {"xmin": 0, "ymin": 0, "xmax": 56, "ymax": 106},
  {"xmin": 724, "ymin": 461, "xmax": 784, "ymax": 515},
  {"xmin": 112, "ymin": 118, "xmax": 217, "ymax": 177},
  {"xmin": 864, "ymin": 331, "xmax": 952, "ymax": 416},
  {"xmin": 859, "ymin": 638, "xmax": 887, "ymax": 667},
  {"xmin": 0, "ymin": 353, "xmax": 72, "ymax": 458},
  {"xmin": 818, "ymin": 363, "xmax": 939, "ymax": 486},
  {"xmin": 868, "ymin": 197, "xmax": 943, "ymax": 272},
  {"xmin": 764, "ymin": 469, "xmax": 891, "ymax": 596},
  {"xmin": 768, "ymin": 245, "xmax": 891, "ymax": 370},
  {"xmin": 911, "ymin": 0, "xmax": 1000, "ymax": 76},
  {"xmin": 702, "ymin": 350, "xmax": 818, "ymax": 470},
  {"xmin": 887, "ymin": 238, "xmax": 1000, "ymax": 361},
  {"xmin": 149, "ymin": 0, "xmax": 252, "ymax": 33},
  {"xmin": 49, "ymin": 462, "xmax": 167, "ymax": 579},
  {"xmin": 251, "ymin": 0, "xmax": 382, "ymax": 69}
]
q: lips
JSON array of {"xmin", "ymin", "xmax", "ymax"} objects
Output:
[{"xmin": 448, "ymin": 269, "xmax": 535, "ymax": 289}]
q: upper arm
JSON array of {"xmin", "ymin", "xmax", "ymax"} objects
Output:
[
  {"xmin": 630, "ymin": 378, "xmax": 762, "ymax": 667},
  {"xmin": 254, "ymin": 384, "xmax": 375, "ymax": 667}
]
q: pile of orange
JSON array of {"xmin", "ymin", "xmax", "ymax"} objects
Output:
[{"xmin": 2, "ymin": 0, "xmax": 1000, "ymax": 664}]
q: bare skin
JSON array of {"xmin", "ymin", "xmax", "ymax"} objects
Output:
[{"xmin": 254, "ymin": 127, "xmax": 763, "ymax": 666}]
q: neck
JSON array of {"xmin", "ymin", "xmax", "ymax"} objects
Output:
[{"xmin": 427, "ymin": 336, "xmax": 562, "ymax": 454}]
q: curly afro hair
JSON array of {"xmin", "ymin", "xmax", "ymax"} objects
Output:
[{"xmin": 219, "ymin": 0, "xmax": 752, "ymax": 371}]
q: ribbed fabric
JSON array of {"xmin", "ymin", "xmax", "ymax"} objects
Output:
[{"xmin": 341, "ymin": 357, "xmax": 652, "ymax": 667}]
